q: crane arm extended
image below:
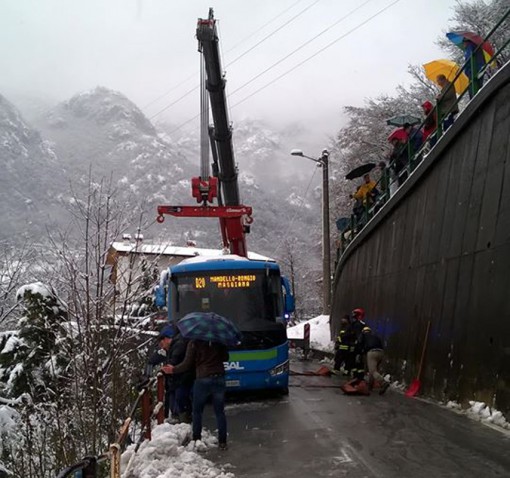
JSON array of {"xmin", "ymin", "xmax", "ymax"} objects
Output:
[
  {"xmin": 157, "ymin": 9, "xmax": 251, "ymax": 257},
  {"xmin": 196, "ymin": 11, "xmax": 240, "ymax": 206}
]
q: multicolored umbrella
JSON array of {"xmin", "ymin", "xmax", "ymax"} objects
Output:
[
  {"xmin": 386, "ymin": 114, "xmax": 421, "ymax": 127},
  {"xmin": 446, "ymin": 31, "xmax": 494, "ymax": 63},
  {"xmin": 177, "ymin": 312, "xmax": 242, "ymax": 346},
  {"xmin": 423, "ymin": 59, "xmax": 469, "ymax": 95}
]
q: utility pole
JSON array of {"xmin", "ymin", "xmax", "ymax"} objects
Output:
[
  {"xmin": 321, "ymin": 149, "xmax": 331, "ymax": 314},
  {"xmin": 290, "ymin": 148, "xmax": 331, "ymax": 315}
]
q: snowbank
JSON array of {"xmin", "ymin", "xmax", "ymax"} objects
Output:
[
  {"xmin": 287, "ymin": 315, "xmax": 333, "ymax": 353},
  {"xmin": 120, "ymin": 423, "xmax": 234, "ymax": 478}
]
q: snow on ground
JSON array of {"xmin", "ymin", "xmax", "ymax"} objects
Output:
[
  {"xmin": 287, "ymin": 314, "xmax": 334, "ymax": 353},
  {"xmin": 120, "ymin": 423, "xmax": 234, "ymax": 478}
]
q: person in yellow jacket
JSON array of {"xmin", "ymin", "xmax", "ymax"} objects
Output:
[
  {"xmin": 351, "ymin": 174, "xmax": 378, "ymax": 224},
  {"xmin": 352, "ymin": 174, "xmax": 377, "ymax": 205}
]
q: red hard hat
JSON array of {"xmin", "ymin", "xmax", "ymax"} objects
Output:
[{"xmin": 352, "ymin": 308, "xmax": 365, "ymax": 319}]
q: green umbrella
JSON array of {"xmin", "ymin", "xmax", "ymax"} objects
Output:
[{"xmin": 386, "ymin": 114, "xmax": 421, "ymax": 127}]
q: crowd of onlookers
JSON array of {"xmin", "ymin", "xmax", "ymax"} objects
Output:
[{"xmin": 345, "ymin": 36, "xmax": 501, "ymax": 236}]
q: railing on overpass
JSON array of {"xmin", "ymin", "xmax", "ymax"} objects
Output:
[
  {"xmin": 55, "ymin": 374, "xmax": 165, "ymax": 478},
  {"xmin": 337, "ymin": 8, "xmax": 510, "ymax": 258}
]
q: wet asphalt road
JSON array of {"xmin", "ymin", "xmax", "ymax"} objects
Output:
[{"xmin": 202, "ymin": 358, "xmax": 510, "ymax": 478}]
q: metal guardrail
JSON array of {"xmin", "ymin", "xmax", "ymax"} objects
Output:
[
  {"xmin": 55, "ymin": 374, "xmax": 165, "ymax": 478},
  {"xmin": 338, "ymin": 8, "xmax": 510, "ymax": 256}
]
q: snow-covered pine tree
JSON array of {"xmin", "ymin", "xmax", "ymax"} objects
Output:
[
  {"xmin": 0, "ymin": 175, "xmax": 163, "ymax": 476},
  {"xmin": 0, "ymin": 281, "xmax": 69, "ymax": 478},
  {"xmin": 0, "ymin": 282, "xmax": 67, "ymax": 400}
]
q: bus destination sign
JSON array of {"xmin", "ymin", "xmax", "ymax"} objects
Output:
[{"xmin": 195, "ymin": 275, "xmax": 256, "ymax": 289}]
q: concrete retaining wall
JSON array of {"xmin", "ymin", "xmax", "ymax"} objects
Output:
[{"xmin": 331, "ymin": 63, "xmax": 510, "ymax": 413}]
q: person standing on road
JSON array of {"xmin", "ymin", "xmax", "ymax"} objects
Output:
[
  {"xmin": 163, "ymin": 340, "xmax": 230, "ymax": 450},
  {"xmin": 348, "ymin": 308, "xmax": 367, "ymax": 380},
  {"xmin": 357, "ymin": 326, "xmax": 390, "ymax": 395},
  {"xmin": 334, "ymin": 316, "xmax": 354, "ymax": 374}
]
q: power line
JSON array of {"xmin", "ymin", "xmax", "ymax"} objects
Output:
[
  {"xmin": 271, "ymin": 166, "xmax": 319, "ymax": 258},
  {"xmin": 224, "ymin": 0, "xmax": 307, "ymax": 54},
  {"xmin": 166, "ymin": 0, "xmax": 400, "ymax": 136},
  {"xmin": 143, "ymin": 0, "xmax": 317, "ymax": 115},
  {"xmin": 225, "ymin": 0, "xmax": 321, "ymax": 68},
  {"xmin": 229, "ymin": 0, "xmax": 374, "ymax": 96},
  {"xmin": 142, "ymin": 72, "xmax": 197, "ymax": 110},
  {"xmin": 230, "ymin": 0, "xmax": 401, "ymax": 110},
  {"xmin": 148, "ymin": 84, "xmax": 198, "ymax": 121}
]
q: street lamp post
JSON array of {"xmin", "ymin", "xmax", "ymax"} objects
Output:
[{"xmin": 290, "ymin": 148, "xmax": 331, "ymax": 315}]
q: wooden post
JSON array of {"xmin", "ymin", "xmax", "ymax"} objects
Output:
[
  {"xmin": 141, "ymin": 389, "xmax": 152, "ymax": 440},
  {"xmin": 156, "ymin": 373, "xmax": 165, "ymax": 425}
]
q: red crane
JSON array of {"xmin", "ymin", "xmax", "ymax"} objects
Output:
[{"xmin": 157, "ymin": 9, "xmax": 252, "ymax": 257}]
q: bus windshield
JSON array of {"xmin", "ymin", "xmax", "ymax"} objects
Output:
[{"xmin": 171, "ymin": 269, "xmax": 284, "ymax": 333}]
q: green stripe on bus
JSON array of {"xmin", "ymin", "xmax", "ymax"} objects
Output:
[{"xmin": 229, "ymin": 349, "xmax": 278, "ymax": 361}]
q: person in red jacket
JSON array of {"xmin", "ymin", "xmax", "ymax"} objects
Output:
[{"xmin": 421, "ymin": 100, "xmax": 437, "ymax": 147}]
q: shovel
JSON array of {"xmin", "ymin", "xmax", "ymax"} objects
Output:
[{"xmin": 405, "ymin": 320, "xmax": 431, "ymax": 397}]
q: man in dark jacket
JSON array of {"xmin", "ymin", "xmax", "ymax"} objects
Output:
[
  {"xmin": 436, "ymin": 74, "xmax": 459, "ymax": 131},
  {"xmin": 164, "ymin": 340, "xmax": 230, "ymax": 450},
  {"xmin": 146, "ymin": 325, "xmax": 177, "ymax": 420},
  {"xmin": 357, "ymin": 326, "xmax": 390, "ymax": 395},
  {"xmin": 388, "ymin": 137, "xmax": 409, "ymax": 186},
  {"xmin": 167, "ymin": 333, "xmax": 194, "ymax": 423}
]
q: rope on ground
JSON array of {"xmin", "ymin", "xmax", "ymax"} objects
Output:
[{"xmin": 290, "ymin": 365, "xmax": 333, "ymax": 376}]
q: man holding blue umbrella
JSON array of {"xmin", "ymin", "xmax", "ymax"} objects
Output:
[{"xmin": 163, "ymin": 312, "xmax": 240, "ymax": 450}]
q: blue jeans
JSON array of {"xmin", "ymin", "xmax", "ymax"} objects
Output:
[
  {"xmin": 192, "ymin": 376, "xmax": 227, "ymax": 444},
  {"xmin": 175, "ymin": 383, "xmax": 193, "ymax": 415}
]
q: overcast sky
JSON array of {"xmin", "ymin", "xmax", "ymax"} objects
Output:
[{"xmin": 1, "ymin": 0, "xmax": 459, "ymax": 142}]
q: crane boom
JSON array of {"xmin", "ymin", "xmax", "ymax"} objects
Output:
[
  {"xmin": 197, "ymin": 10, "xmax": 240, "ymax": 206},
  {"xmin": 157, "ymin": 9, "xmax": 251, "ymax": 257}
]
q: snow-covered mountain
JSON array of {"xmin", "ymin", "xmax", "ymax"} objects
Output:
[
  {"xmin": 2, "ymin": 88, "xmax": 324, "ymax": 314},
  {"xmin": 0, "ymin": 94, "xmax": 63, "ymax": 238}
]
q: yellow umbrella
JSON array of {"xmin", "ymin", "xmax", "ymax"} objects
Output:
[{"xmin": 423, "ymin": 59, "xmax": 469, "ymax": 95}]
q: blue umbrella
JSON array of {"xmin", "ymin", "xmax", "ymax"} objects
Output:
[{"xmin": 177, "ymin": 312, "xmax": 242, "ymax": 346}]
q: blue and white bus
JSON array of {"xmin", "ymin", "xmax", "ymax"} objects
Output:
[{"xmin": 156, "ymin": 254, "xmax": 295, "ymax": 393}]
